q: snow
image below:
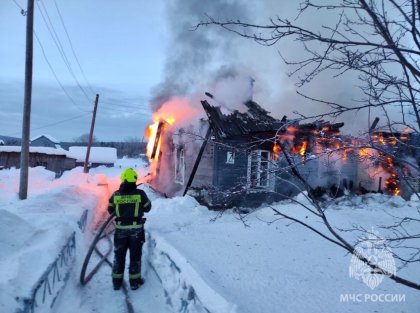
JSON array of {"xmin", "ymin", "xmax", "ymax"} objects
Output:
[
  {"xmin": 0, "ymin": 145, "xmax": 71, "ymax": 156},
  {"xmin": 68, "ymin": 146, "xmax": 118, "ymax": 164},
  {"xmin": 0, "ymin": 161, "xmax": 419, "ymax": 313}
]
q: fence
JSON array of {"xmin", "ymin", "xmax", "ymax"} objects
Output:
[{"xmin": 18, "ymin": 232, "xmax": 76, "ymax": 313}]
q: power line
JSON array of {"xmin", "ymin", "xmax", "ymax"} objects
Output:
[
  {"xmin": 52, "ymin": 0, "xmax": 96, "ymax": 95},
  {"xmin": 34, "ymin": 31, "xmax": 89, "ymax": 112},
  {"xmin": 30, "ymin": 112, "xmax": 91, "ymax": 132},
  {"xmin": 100, "ymin": 101, "xmax": 147, "ymax": 109},
  {"xmin": 36, "ymin": 0, "xmax": 93, "ymax": 103},
  {"xmin": 11, "ymin": 0, "xmax": 24, "ymax": 11},
  {"xmin": 5, "ymin": 112, "xmax": 91, "ymax": 138}
]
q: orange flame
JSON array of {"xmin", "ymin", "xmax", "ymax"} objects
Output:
[
  {"xmin": 299, "ymin": 141, "xmax": 308, "ymax": 156},
  {"xmin": 144, "ymin": 98, "xmax": 202, "ymax": 180},
  {"xmin": 273, "ymin": 143, "xmax": 281, "ymax": 160}
]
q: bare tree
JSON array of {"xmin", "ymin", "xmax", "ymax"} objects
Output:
[{"xmin": 196, "ymin": 0, "xmax": 420, "ymax": 290}]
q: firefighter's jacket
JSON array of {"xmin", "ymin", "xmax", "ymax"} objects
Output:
[{"xmin": 107, "ymin": 182, "xmax": 151, "ymax": 229}]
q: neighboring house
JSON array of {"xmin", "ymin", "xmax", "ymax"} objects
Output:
[
  {"xmin": 0, "ymin": 146, "xmax": 76, "ymax": 177},
  {"xmin": 68, "ymin": 146, "xmax": 118, "ymax": 168},
  {"xmin": 0, "ymin": 135, "xmax": 21, "ymax": 145},
  {"xmin": 31, "ymin": 135, "xmax": 61, "ymax": 149},
  {"xmin": 0, "ymin": 140, "xmax": 4, "ymax": 146}
]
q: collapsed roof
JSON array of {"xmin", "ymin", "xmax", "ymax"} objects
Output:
[
  {"xmin": 201, "ymin": 98, "xmax": 344, "ymax": 139},
  {"xmin": 201, "ymin": 99, "xmax": 285, "ymax": 138}
]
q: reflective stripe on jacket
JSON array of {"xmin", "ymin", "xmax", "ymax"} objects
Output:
[{"xmin": 108, "ymin": 184, "xmax": 151, "ymax": 229}]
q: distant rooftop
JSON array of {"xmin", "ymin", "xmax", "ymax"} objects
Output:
[
  {"xmin": 68, "ymin": 146, "xmax": 117, "ymax": 164},
  {"xmin": 31, "ymin": 134, "xmax": 60, "ymax": 143},
  {"xmin": 0, "ymin": 146, "xmax": 72, "ymax": 157}
]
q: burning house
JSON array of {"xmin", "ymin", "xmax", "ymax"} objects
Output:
[{"xmin": 144, "ymin": 94, "xmax": 419, "ymax": 208}]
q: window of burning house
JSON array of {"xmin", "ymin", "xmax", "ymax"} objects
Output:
[
  {"xmin": 226, "ymin": 151, "xmax": 235, "ymax": 164},
  {"xmin": 247, "ymin": 150, "xmax": 271, "ymax": 189},
  {"xmin": 175, "ymin": 147, "xmax": 185, "ymax": 184}
]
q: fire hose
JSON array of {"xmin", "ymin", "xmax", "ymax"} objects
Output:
[
  {"xmin": 79, "ymin": 213, "xmax": 115, "ymax": 285},
  {"xmin": 79, "ymin": 213, "xmax": 135, "ymax": 313}
]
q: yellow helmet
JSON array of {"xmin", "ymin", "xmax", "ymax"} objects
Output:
[{"xmin": 120, "ymin": 168, "xmax": 138, "ymax": 183}]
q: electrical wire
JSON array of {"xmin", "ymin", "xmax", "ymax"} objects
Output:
[
  {"xmin": 36, "ymin": 0, "xmax": 93, "ymax": 102},
  {"xmin": 11, "ymin": 0, "xmax": 24, "ymax": 11},
  {"xmin": 5, "ymin": 112, "xmax": 91, "ymax": 137},
  {"xmin": 100, "ymin": 101, "xmax": 146, "ymax": 110},
  {"xmin": 34, "ymin": 31, "xmax": 90, "ymax": 112},
  {"xmin": 52, "ymin": 0, "xmax": 96, "ymax": 95},
  {"xmin": 30, "ymin": 113, "xmax": 91, "ymax": 132}
]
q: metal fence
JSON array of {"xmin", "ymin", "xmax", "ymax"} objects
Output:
[
  {"xmin": 78, "ymin": 209, "xmax": 88, "ymax": 233},
  {"xmin": 18, "ymin": 232, "xmax": 76, "ymax": 313}
]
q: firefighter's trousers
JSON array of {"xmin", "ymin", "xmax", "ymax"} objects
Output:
[{"xmin": 112, "ymin": 227, "xmax": 145, "ymax": 288}]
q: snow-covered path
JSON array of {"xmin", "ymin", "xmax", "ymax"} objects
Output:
[
  {"xmin": 53, "ymin": 254, "xmax": 172, "ymax": 313},
  {"xmin": 1, "ymin": 164, "xmax": 419, "ymax": 313}
]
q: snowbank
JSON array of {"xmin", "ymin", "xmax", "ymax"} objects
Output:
[
  {"xmin": 0, "ymin": 167, "xmax": 109, "ymax": 313},
  {"xmin": 146, "ymin": 194, "xmax": 420, "ymax": 313},
  {"xmin": 148, "ymin": 233, "xmax": 237, "ymax": 313}
]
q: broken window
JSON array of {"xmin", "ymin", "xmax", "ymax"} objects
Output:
[
  {"xmin": 226, "ymin": 151, "xmax": 235, "ymax": 164},
  {"xmin": 247, "ymin": 150, "xmax": 271, "ymax": 188},
  {"xmin": 175, "ymin": 147, "xmax": 185, "ymax": 184}
]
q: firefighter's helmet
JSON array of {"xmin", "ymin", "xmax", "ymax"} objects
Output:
[{"xmin": 120, "ymin": 168, "xmax": 138, "ymax": 183}]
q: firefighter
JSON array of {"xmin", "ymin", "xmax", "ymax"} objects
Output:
[{"xmin": 107, "ymin": 168, "xmax": 152, "ymax": 290}]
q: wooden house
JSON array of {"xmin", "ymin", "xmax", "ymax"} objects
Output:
[
  {"xmin": 149, "ymin": 95, "xmax": 353, "ymax": 208},
  {"xmin": 0, "ymin": 146, "xmax": 76, "ymax": 177},
  {"xmin": 31, "ymin": 135, "xmax": 62, "ymax": 149}
]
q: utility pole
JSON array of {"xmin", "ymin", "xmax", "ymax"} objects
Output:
[
  {"xmin": 19, "ymin": 0, "xmax": 35, "ymax": 200},
  {"xmin": 83, "ymin": 94, "xmax": 99, "ymax": 173}
]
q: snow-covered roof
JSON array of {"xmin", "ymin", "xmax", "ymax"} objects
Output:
[
  {"xmin": 0, "ymin": 139, "xmax": 4, "ymax": 145},
  {"xmin": 68, "ymin": 146, "xmax": 117, "ymax": 164},
  {"xmin": 0, "ymin": 146, "xmax": 72, "ymax": 157},
  {"xmin": 31, "ymin": 134, "xmax": 60, "ymax": 143}
]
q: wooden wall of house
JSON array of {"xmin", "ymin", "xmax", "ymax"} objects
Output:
[
  {"xmin": 190, "ymin": 142, "xmax": 214, "ymax": 189},
  {"xmin": 0, "ymin": 152, "xmax": 75, "ymax": 177},
  {"xmin": 0, "ymin": 152, "xmax": 20, "ymax": 169},
  {"xmin": 212, "ymin": 140, "xmax": 248, "ymax": 189},
  {"xmin": 151, "ymin": 128, "xmax": 216, "ymax": 197}
]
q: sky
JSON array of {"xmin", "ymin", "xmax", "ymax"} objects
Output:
[
  {"xmin": 0, "ymin": 0, "xmax": 166, "ymax": 142},
  {"xmin": 0, "ymin": 0, "xmax": 390, "ymax": 142}
]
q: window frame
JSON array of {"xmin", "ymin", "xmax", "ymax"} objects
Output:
[
  {"xmin": 175, "ymin": 146, "xmax": 185, "ymax": 184},
  {"xmin": 247, "ymin": 149, "xmax": 272, "ymax": 189}
]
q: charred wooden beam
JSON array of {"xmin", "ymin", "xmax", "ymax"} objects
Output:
[
  {"xmin": 150, "ymin": 121, "xmax": 165, "ymax": 160},
  {"xmin": 369, "ymin": 117, "xmax": 380, "ymax": 132},
  {"xmin": 183, "ymin": 126, "xmax": 212, "ymax": 196}
]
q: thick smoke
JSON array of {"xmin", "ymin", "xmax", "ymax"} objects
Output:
[
  {"xmin": 149, "ymin": 0, "xmax": 252, "ymax": 112},
  {"xmin": 151, "ymin": 1, "xmax": 406, "ymax": 134}
]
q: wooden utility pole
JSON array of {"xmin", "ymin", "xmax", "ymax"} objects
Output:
[
  {"xmin": 84, "ymin": 94, "xmax": 99, "ymax": 173},
  {"xmin": 19, "ymin": 0, "xmax": 35, "ymax": 200}
]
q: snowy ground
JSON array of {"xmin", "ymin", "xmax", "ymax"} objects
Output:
[{"xmin": 0, "ymin": 159, "xmax": 419, "ymax": 313}]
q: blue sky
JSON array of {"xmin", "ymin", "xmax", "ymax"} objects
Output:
[{"xmin": 0, "ymin": 0, "xmax": 166, "ymax": 141}]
